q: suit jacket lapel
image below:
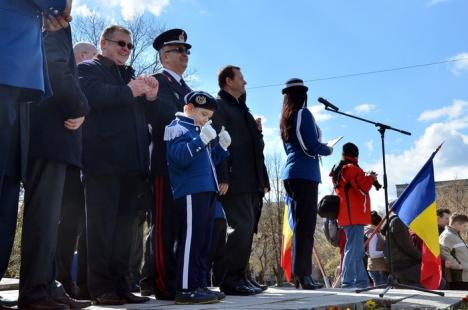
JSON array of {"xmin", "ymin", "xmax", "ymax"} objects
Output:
[{"xmin": 162, "ymin": 70, "xmax": 190, "ymax": 100}]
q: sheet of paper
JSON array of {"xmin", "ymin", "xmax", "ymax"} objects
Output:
[{"xmin": 326, "ymin": 136, "xmax": 343, "ymax": 147}]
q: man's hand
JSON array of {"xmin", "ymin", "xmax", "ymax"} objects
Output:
[
  {"xmin": 63, "ymin": 0, "xmax": 72, "ymax": 22},
  {"xmin": 44, "ymin": 15, "xmax": 69, "ymax": 31},
  {"xmin": 256, "ymin": 117, "xmax": 262, "ymax": 132},
  {"xmin": 128, "ymin": 79, "xmax": 150, "ymax": 98},
  {"xmin": 136, "ymin": 76, "xmax": 159, "ymax": 101},
  {"xmin": 219, "ymin": 183, "xmax": 229, "ymax": 195},
  {"xmin": 64, "ymin": 116, "xmax": 84, "ymax": 130}
]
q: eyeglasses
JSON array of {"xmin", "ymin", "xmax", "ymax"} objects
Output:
[
  {"xmin": 105, "ymin": 39, "xmax": 134, "ymax": 50},
  {"xmin": 164, "ymin": 47, "xmax": 191, "ymax": 55}
]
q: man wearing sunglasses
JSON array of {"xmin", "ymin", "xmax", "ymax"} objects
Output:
[
  {"xmin": 141, "ymin": 28, "xmax": 192, "ymax": 301},
  {"xmin": 77, "ymin": 25, "xmax": 158, "ymax": 306}
]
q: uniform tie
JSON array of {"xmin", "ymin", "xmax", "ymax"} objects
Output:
[{"xmin": 179, "ymin": 78, "xmax": 192, "ymax": 95}]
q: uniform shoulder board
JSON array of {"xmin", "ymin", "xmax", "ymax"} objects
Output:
[{"xmin": 164, "ymin": 120, "xmax": 188, "ymax": 141}]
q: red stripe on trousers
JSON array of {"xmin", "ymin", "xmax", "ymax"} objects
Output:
[{"xmin": 153, "ymin": 176, "xmax": 167, "ymax": 292}]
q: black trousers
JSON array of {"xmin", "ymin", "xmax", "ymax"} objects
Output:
[
  {"xmin": 0, "ymin": 86, "xmax": 23, "ymax": 281},
  {"xmin": 139, "ymin": 209, "xmax": 155, "ymax": 291},
  {"xmin": 0, "ymin": 85, "xmax": 20, "ymax": 189},
  {"xmin": 140, "ymin": 175, "xmax": 178, "ymax": 296},
  {"xmin": 19, "ymin": 159, "xmax": 67, "ymax": 304},
  {"xmin": 0, "ymin": 176, "xmax": 20, "ymax": 280},
  {"xmin": 208, "ymin": 217, "xmax": 227, "ymax": 286},
  {"xmin": 84, "ymin": 173, "xmax": 144, "ymax": 298},
  {"xmin": 174, "ymin": 192, "xmax": 215, "ymax": 291},
  {"xmin": 221, "ymin": 192, "xmax": 259, "ymax": 285},
  {"xmin": 127, "ymin": 209, "xmax": 146, "ymax": 289},
  {"xmin": 55, "ymin": 166, "xmax": 87, "ymax": 294},
  {"xmin": 283, "ymin": 179, "xmax": 318, "ymax": 277}
]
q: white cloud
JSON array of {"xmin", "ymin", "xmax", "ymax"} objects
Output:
[
  {"xmin": 72, "ymin": 0, "xmax": 96, "ymax": 17},
  {"xmin": 309, "ymin": 104, "xmax": 333, "ymax": 122},
  {"xmin": 73, "ymin": 3, "xmax": 93, "ymax": 16},
  {"xmin": 417, "ymin": 100, "xmax": 467, "ymax": 122},
  {"xmin": 366, "ymin": 109, "xmax": 468, "ymax": 211},
  {"xmin": 354, "ymin": 103, "xmax": 376, "ymax": 114},
  {"xmin": 108, "ymin": 0, "xmax": 170, "ymax": 20},
  {"xmin": 449, "ymin": 52, "xmax": 468, "ymax": 76},
  {"xmin": 365, "ymin": 140, "xmax": 374, "ymax": 152}
]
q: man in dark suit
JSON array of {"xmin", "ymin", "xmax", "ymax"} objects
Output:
[
  {"xmin": 18, "ymin": 12, "xmax": 92, "ymax": 310},
  {"xmin": 54, "ymin": 42, "xmax": 97, "ymax": 300},
  {"xmin": 212, "ymin": 66, "xmax": 270, "ymax": 296},
  {"xmin": 0, "ymin": 1, "xmax": 69, "ymax": 308},
  {"xmin": 140, "ymin": 28, "xmax": 192, "ymax": 300},
  {"xmin": 78, "ymin": 24, "xmax": 158, "ymax": 306}
]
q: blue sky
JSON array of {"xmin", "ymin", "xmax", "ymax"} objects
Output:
[{"xmin": 74, "ymin": 0, "xmax": 468, "ymax": 209}]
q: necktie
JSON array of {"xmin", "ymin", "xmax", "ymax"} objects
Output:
[{"xmin": 179, "ymin": 78, "xmax": 192, "ymax": 95}]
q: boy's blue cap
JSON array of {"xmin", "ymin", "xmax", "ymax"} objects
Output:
[{"xmin": 184, "ymin": 91, "xmax": 217, "ymax": 111}]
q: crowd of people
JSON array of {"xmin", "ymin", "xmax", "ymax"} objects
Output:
[
  {"xmin": 1, "ymin": 1, "xmax": 467, "ymax": 309},
  {"xmin": 325, "ymin": 200, "xmax": 467, "ymax": 290}
]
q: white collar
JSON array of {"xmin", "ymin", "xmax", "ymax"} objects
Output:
[{"xmin": 164, "ymin": 68, "xmax": 182, "ymax": 84}]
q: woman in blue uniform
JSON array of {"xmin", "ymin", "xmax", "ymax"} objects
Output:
[{"xmin": 280, "ymin": 78, "xmax": 333, "ymax": 289}]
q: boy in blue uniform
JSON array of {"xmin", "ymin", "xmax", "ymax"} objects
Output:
[{"xmin": 164, "ymin": 91, "xmax": 231, "ymax": 304}]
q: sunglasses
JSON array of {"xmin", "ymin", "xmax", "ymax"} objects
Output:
[
  {"xmin": 106, "ymin": 39, "xmax": 134, "ymax": 50},
  {"xmin": 164, "ymin": 47, "xmax": 191, "ymax": 55}
]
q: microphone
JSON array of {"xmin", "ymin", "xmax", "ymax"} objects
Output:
[{"xmin": 318, "ymin": 97, "xmax": 339, "ymax": 111}]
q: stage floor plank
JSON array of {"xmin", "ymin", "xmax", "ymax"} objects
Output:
[{"xmin": 1, "ymin": 283, "xmax": 467, "ymax": 309}]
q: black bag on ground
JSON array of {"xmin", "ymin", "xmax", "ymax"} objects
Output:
[{"xmin": 318, "ymin": 194, "xmax": 340, "ymax": 219}]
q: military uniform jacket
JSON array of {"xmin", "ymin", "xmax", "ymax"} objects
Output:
[
  {"xmin": 211, "ymin": 90, "xmax": 269, "ymax": 195},
  {"xmin": 164, "ymin": 113, "xmax": 228, "ymax": 199},
  {"xmin": 30, "ymin": 26, "xmax": 89, "ymax": 168},
  {"xmin": 146, "ymin": 70, "xmax": 191, "ymax": 177},
  {"xmin": 282, "ymin": 107, "xmax": 332, "ymax": 182},
  {"xmin": 78, "ymin": 55, "xmax": 150, "ymax": 176}
]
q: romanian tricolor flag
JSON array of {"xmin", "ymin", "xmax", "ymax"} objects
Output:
[
  {"xmin": 280, "ymin": 196, "xmax": 294, "ymax": 282},
  {"xmin": 392, "ymin": 145, "xmax": 443, "ymax": 289}
]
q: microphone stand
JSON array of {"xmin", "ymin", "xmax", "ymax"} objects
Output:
[{"xmin": 321, "ymin": 102, "xmax": 444, "ymax": 297}]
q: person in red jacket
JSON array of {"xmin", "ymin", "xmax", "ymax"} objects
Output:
[{"xmin": 330, "ymin": 142, "xmax": 377, "ymax": 288}]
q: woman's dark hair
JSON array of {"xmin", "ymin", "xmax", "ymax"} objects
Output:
[
  {"xmin": 371, "ymin": 211, "xmax": 382, "ymax": 226},
  {"xmin": 280, "ymin": 88, "xmax": 307, "ymax": 142}
]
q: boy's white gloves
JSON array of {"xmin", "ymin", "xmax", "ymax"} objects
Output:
[
  {"xmin": 218, "ymin": 126, "xmax": 231, "ymax": 151},
  {"xmin": 200, "ymin": 120, "xmax": 217, "ymax": 145}
]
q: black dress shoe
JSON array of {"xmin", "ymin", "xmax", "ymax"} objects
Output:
[
  {"xmin": 53, "ymin": 294, "xmax": 91, "ymax": 309},
  {"xmin": 293, "ymin": 275, "xmax": 323, "ymax": 290},
  {"xmin": 118, "ymin": 292, "xmax": 149, "ymax": 304},
  {"xmin": 0, "ymin": 296, "xmax": 17, "ymax": 308},
  {"xmin": 246, "ymin": 277, "xmax": 268, "ymax": 291},
  {"xmin": 245, "ymin": 281, "xmax": 262, "ymax": 294},
  {"xmin": 19, "ymin": 298, "xmax": 70, "ymax": 310},
  {"xmin": 155, "ymin": 291, "xmax": 175, "ymax": 300},
  {"xmin": 220, "ymin": 283, "xmax": 256, "ymax": 296},
  {"xmin": 93, "ymin": 293, "xmax": 125, "ymax": 305}
]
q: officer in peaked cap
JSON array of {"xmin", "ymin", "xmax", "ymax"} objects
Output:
[
  {"xmin": 140, "ymin": 28, "xmax": 194, "ymax": 300},
  {"xmin": 153, "ymin": 28, "xmax": 192, "ymax": 51}
]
